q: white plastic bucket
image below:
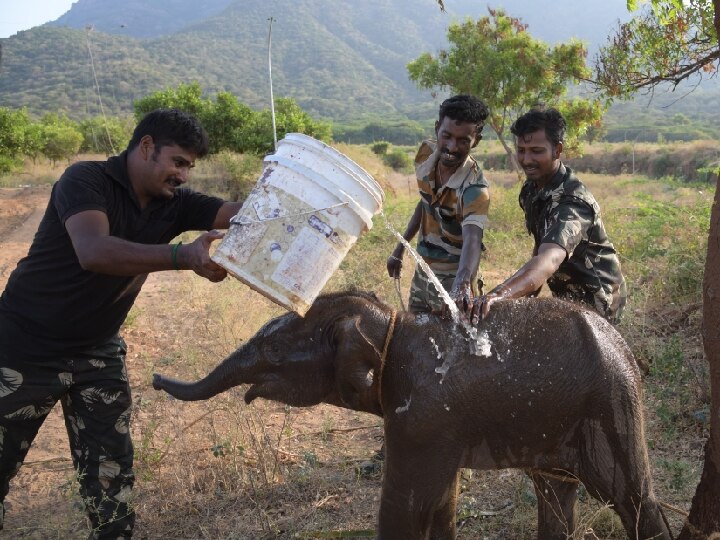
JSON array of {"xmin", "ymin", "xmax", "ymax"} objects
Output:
[{"xmin": 212, "ymin": 133, "xmax": 385, "ymax": 315}]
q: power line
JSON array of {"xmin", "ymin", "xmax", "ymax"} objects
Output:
[{"xmin": 85, "ymin": 26, "xmax": 116, "ymax": 154}]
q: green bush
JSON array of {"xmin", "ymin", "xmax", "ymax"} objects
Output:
[
  {"xmin": 134, "ymin": 84, "xmax": 331, "ymax": 156},
  {"xmin": 0, "ymin": 155, "xmax": 22, "ymax": 176},
  {"xmin": 383, "ymin": 148, "xmax": 411, "ymax": 171},
  {"xmin": 0, "ymin": 107, "xmax": 38, "ymax": 172},
  {"xmin": 79, "ymin": 116, "xmax": 134, "ymax": 155},
  {"xmin": 370, "ymin": 141, "xmax": 390, "ymax": 155},
  {"xmin": 216, "ymin": 151, "xmax": 263, "ymax": 202}
]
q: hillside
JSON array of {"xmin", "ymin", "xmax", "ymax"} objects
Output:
[
  {"xmin": 0, "ymin": 0, "xmax": 633, "ymax": 122},
  {"xmin": 0, "ymin": 0, "xmax": 451, "ymax": 121},
  {"xmin": 3, "ymin": 0, "xmax": 718, "ymax": 136}
]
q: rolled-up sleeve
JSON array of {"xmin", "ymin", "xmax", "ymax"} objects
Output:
[{"xmin": 461, "ymin": 185, "xmax": 490, "ymax": 230}]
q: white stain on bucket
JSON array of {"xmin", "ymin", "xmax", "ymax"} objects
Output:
[{"xmin": 212, "ymin": 133, "xmax": 384, "ymax": 315}]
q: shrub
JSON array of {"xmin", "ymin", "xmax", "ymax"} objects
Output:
[
  {"xmin": 218, "ymin": 152, "xmax": 263, "ymax": 202},
  {"xmin": 79, "ymin": 116, "xmax": 134, "ymax": 155},
  {"xmin": 383, "ymin": 148, "xmax": 411, "ymax": 171},
  {"xmin": 370, "ymin": 141, "xmax": 390, "ymax": 155}
]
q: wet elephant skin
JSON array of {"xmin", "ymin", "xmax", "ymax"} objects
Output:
[{"xmin": 153, "ymin": 291, "xmax": 671, "ymax": 540}]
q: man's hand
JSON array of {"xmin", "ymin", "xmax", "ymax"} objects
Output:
[
  {"xmin": 387, "ymin": 252, "xmax": 403, "ymax": 278},
  {"xmin": 446, "ymin": 282, "xmax": 473, "ymax": 319},
  {"xmin": 181, "ymin": 230, "xmax": 228, "ymax": 282},
  {"xmin": 470, "ymin": 292, "xmax": 503, "ymax": 325}
]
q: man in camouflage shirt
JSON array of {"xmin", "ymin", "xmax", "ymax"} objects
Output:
[
  {"xmin": 474, "ymin": 107, "xmax": 626, "ymax": 323},
  {"xmin": 387, "ymin": 94, "xmax": 490, "ymax": 313}
]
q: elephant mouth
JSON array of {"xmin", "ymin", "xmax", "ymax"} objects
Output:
[
  {"xmin": 244, "ymin": 384, "xmax": 263, "ymax": 404},
  {"xmin": 243, "ymin": 381, "xmax": 328, "ymax": 407}
]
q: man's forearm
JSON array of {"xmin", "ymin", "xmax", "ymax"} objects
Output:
[
  {"xmin": 490, "ymin": 244, "xmax": 566, "ymax": 299},
  {"xmin": 73, "ymin": 235, "xmax": 188, "ymax": 275},
  {"xmin": 452, "ymin": 225, "xmax": 484, "ymax": 288}
]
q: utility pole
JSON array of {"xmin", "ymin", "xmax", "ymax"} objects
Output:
[{"xmin": 267, "ymin": 17, "xmax": 278, "ymax": 152}]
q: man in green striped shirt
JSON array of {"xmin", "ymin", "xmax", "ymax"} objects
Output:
[{"xmin": 387, "ymin": 94, "xmax": 490, "ymax": 314}]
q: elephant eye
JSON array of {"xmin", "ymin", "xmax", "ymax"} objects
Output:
[{"xmin": 264, "ymin": 341, "xmax": 282, "ymax": 358}]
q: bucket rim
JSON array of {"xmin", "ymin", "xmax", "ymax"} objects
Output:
[
  {"xmin": 265, "ymin": 155, "xmax": 376, "ymax": 229},
  {"xmin": 279, "ymin": 133, "xmax": 384, "ymax": 204}
]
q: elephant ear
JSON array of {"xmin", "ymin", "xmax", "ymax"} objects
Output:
[{"xmin": 333, "ymin": 316, "xmax": 382, "ymax": 414}]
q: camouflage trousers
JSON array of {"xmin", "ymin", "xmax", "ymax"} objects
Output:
[
  {"xmin": 0, "ymin": 335, "xmax": 134, "ymax": 539},
  {"xmin": 408, "ymin": 267, "xmax": 483, "ymax": 313}
]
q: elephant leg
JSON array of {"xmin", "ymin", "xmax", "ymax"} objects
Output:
[
  {"xmin": 578, "ymin": 422, "xmax": 671, "ymax": 540},
  {"xmin": 377, "ymin": 443, "xmax": 461, "ymax": 540},
  {"xmin": 429, "ymin": 471, "xmax": 460, "ymax": 540},
  {"xmin": 530, "ymin": 471, "xmax": 578, "ymax": 540},
  {"xmin": 581, "ymin": 470, "xmax": 670, "ymax": 540}
]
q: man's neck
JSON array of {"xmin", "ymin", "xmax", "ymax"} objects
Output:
[
  {"xmin": 126, "ymin": 150, "xmax": 151, "ymax": 209},
  {"xmin": 533, "ymin": 161, "xmax": 562, "ymax": 190},
  {"xmin": 436, "ymin": 161, "xmax": 459, "ymax": 187}
]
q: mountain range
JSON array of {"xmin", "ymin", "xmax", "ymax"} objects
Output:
[{"xmin": 0, "ymin": 0, "xmax": 636, "ymax": 123}]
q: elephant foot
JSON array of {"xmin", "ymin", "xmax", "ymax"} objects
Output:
[{"xmin": 356, "ymin": 442, "xmax": 385, "ymax": 478}]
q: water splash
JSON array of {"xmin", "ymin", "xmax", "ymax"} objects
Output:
[
  {"xmin": 381, "ymin": 212, "xmax": 492, "ymax": 357},
  {"xmin": 395, "ymin": 396, "xmax": 412, "ymax": 414},
  {"xmin": 390, "ymin": 229, "xmax": 461, "ymax": 322}
]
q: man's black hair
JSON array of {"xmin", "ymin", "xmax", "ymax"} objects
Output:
[
  {"xmin": 127, "ymin": 108, "xmax": 209, "ymax": 157},
  {"xmin": 510, "ymin": 107, "xmax": 566, "ymax": 147},
  {"xmin": 438, "ymin": 94, "xmax": 489, "ymax": 139}
]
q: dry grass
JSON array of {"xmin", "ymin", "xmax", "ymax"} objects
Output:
[{"xmin": 1, "ymin": 147, "xmax": 711, "ymax": 539}]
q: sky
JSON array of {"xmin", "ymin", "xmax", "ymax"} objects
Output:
[{"xmin": 0, "ymin": 0, "xmax": 74, "ymax": 38}]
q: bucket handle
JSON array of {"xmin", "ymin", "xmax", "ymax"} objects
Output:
[{"xmin": 230, "ymin": 202, "xmax": 349, "ymax": 226}]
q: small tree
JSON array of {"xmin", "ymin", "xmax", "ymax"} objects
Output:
[
  {"xmin": 407, "ymin": 8, "xmax": 603, "ymax": 171},
  {"xmin": 133, "ymin": 81, "xmax": 211, "ymax": 121},
  {"xmin": 0, "ymin": 107, "xmax": 32, "ymax": 174},
  {"xmin": 235, "ymin": 97, "xmax": 332, "ymax": 156},
  {"xmin": 79, "ymin": 116, "xmax": 133, "ymax": 155},
  {"xmin": 134, "ymin": 85, "xmax": 331, "ymax": 156},
  {"xmin": 203, "ymin": 92, "xmax": 254, "ymax": 154},
  {"xmin": 39, "ymin": 113, "xmax": 82, "ymax": 165}
]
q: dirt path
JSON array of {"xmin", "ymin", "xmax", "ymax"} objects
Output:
[{"xmin": 0, "ymin": 186, "xmax": 51, "ymax": 287}]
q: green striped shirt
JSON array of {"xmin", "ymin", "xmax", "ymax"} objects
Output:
[{"xmin": 414, "ymin": 140, "xmax": 490, "ymax": 273}]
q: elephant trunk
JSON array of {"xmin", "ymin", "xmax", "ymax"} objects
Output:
[{"xmin": 153, "ymin": 348, "xmax": 251, "ymax": 401}]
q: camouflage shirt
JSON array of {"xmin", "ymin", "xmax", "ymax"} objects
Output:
[
  {"xmin": 414, "ymin": 140, "xmax": 490, "ymax": 274},
  {"xmin": 519, "ymin": 164, "xmax": 626, "ymax": 322}
]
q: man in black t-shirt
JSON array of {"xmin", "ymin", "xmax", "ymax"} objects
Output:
[{"xmin": 0, "ymin": 109, "xmax": 244, "ymax": 538}]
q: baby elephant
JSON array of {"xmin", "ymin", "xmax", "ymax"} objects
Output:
[{"xmin": 153, "ymin": 291, "xmax": 670, "ymax": 540}]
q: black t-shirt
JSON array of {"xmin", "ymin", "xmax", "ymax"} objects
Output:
[{"xmin": 0, "ymin": 151, "xmax": 224, "ymax": 355}]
